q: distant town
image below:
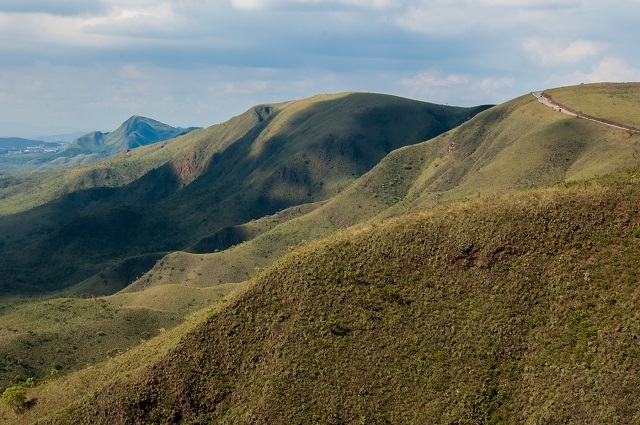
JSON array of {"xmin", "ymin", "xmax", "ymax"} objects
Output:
[{"xmin": 1, "ymin": 142, "xmax": 68, "ymax": 156}]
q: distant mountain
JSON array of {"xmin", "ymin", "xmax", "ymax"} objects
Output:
[
  {"xmin": 58, "ymin": 115, "xmax": 200, "ymax": 162},
  {"xmin": 0, "ymin": 137, "xmax": 47, "ymax": 150},
  {"xmin": 37, "ymin": 131, "xmax": 87, "ymax": 143},
  {"xmin": 0, "ymin": 116, "xmax": 199, "ymax": 174}
]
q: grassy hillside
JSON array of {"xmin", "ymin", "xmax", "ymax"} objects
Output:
[
  {"xmin": 546, "ymin": 82, "xmax": 640, "ymax": 129},
  {"xmin": 130, "ymin": 84, "xmax": 640, "ymax": 290},
  {"xmin": 0, "ymin": 281, "xmax": 241, "ymax": 393},
  {"xmin": 2, "ymin": 84, "xmax": 639, "ymax": 423},
  {"xmin": 12, "ymin": 163, "xmax": 640, "ymax": 424},
  {"xmin": 0, "ymin": 93, "xmax": 484, "ymax": 295}
]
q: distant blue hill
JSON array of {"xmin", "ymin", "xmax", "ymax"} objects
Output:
[
  {"xmin": 0, "ymin": 137, "xmax": 48, "ymax": 150},
  {"xmin": 61, "ymin": 115, "xmax": 199, "ymax": 158},
  {"xmin": 0, "ymin": 116, "xmax": 200, "ymax": 173}
]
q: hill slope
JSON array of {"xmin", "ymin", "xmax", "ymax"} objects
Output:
[
  {"xmin": 2, "ymin": 83, "xmax": 640, "ymax": 424},
  {"xmin": 0, "ymin": 138, "xmax": 48, "ymax": 150},
  {"xmin": 0, "ymin": 93, "xmax": 486, "ymax": 295},
  {"xmin": 133, "ymin": 83, "xmax": 640, "ymax": 290},
  {"xmin": 16, "ymin": 163, "xmax": 640, "ymax": 424}
]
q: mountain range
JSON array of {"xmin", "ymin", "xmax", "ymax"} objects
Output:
[
  {"xmin": 0, "ymin": 116, "xmax": 198, "ymax": 174},
  {"xmin": 1, "ymin": 82, "xmax": 640, "ymax": 424}
]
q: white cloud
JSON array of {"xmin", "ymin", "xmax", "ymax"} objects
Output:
[
  {"xmin": 402, "ymin": 71, "xmax": 469, "ymax": 89},
  {"xmin": 399, "ymin": 70, "xmax": 519, "ymax": 105},
  {"xmin": 230, "ymin": 0, "xmax": 398, "ymax": 10},
  {"xmin": 0, "ymin": 0, "xmax": 104, "ymax": 16},
  {"xmin": 547, "ymin": 57, "xmax": 640, "ymax": 86},
  {"xmin": 223, "ymin": 80, "xmax": 269, "ymax": 94},
  {"xmin": 400, "ymin": 70, "xmax": 470, "ymax": 102},
  {"xmin": 523, "ymin": 38, "xmax": 606, "ymax": 66},
  {"xmin": 296, "ymin": 0, "xmax": 398, "ymax": 8},
  {"xmin": 483, "ymin": 0, "xmax": 578, "ymax": 7},
  {"xmin": 391, "ymin": 3, "xmax": 474, "ymax": 35},
  {"xmin": 476, "ymin": 77, "xmax": 514, "ymax": 92},
  {"xmin": 390, "ymin": 0, "xmax": 583, "ymax": 35},
  {"xmin": 0, "ymin": 13, "xmax": 92, "ymax": 47},
  {"xmin": 587, "ymin": 57, "xmax": 640, "ymax": 82},
  {"xmin": 0, "ymin": 1, "xmax": 185, "ymax": 49},
  {"xmin": 0, "ymin": 0, "xmax": 637, "ymax": 137},
  {"xmin": 231, "ymin": 0, "xmax": 268, "ymax": 10}
]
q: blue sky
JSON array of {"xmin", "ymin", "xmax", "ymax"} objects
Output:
[{"xmin": 0, "ymin": 0, "xmax": 638, "ymax": 137}]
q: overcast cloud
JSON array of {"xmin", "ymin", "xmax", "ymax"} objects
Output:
[{"xmin": 0, "ymin": 0, "xmax": 638, "ymax": 137}]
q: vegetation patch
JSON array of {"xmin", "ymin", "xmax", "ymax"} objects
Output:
[{"xmin": 24, "ymin": 164, "xmax": 640, "ymax": 425}]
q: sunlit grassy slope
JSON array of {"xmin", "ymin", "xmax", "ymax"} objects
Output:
[
  {"xmin": 131, "ymin": 84, "xmax": 640, "ymax": 290},
  {"xmin": 547, "ymin": 82, "xmax": 640, "ymax": 129},
  {"xmin": 16, "ymin": 163, "xmax": 640, "ymax": 424}
]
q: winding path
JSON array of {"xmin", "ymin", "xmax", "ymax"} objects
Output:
[{"xmin": 532, "ymin": 91, "xmax": 637, "ymax": 132}]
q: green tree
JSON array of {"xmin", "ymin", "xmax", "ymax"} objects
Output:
[{"xmin": 1, "ymin": 385, "xmax": 27, "ymax": 414}]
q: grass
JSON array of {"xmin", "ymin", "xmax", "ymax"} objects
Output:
[
  {"xmin": 129, "ymin": 86, "xmax": 640, "ymax": 293},
  {"xmin": 0, "ymin": 281, "xmax": 242, "ymax": 397},
  {"xmin": 0, "ymin": 93, "xmax": 483, "ymax": 296},
  {"xmin": 107, "ymin": 282, "xmax": 242, "ymax": 312},
  {"xmin": 0, "ymin": 297, "xmax": 174, "ymax": 391},
  {"xmin": 0, "ymin": 91, "xmax": 486, "ymax": 408},
  {"xmin": 1, "ymin": 84, "xmax": 640, "ymax": 423},
  {"xmin": 19, "ymin": 163, "xmax": 640, "ymax": 424},
  {"xmin": 546, "ymin": 82, "xmax": 640, "ymax": 129},
  {"xmin": 0, "ymin": 290, "xmax": 245, "ymax": 425}
]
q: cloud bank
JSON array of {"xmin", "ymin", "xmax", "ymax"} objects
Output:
[{"xmin": 0, "ymin": 0, "xmax": 637, "ymax": 136}]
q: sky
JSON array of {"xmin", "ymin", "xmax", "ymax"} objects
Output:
[{"xmin": 0, "ymin": 0, "xmax": 639, "ymax": 138}]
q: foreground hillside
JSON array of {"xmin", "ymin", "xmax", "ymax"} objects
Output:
[
  {"xmin": 0, "ymin": 93, "xmax": 483, "ymax": 295},
  {"xmin": 12, "ymin": 164, "xmax": 640, "ymax": 424}
]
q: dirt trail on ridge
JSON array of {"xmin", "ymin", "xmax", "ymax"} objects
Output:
[{"xmin": 532, "ymin": 91, "xmax": 638, "ymax": 132}]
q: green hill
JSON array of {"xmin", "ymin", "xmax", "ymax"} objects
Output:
[
  {"xmin": 545, "ymin": 82, "xmax": 640, "ymax": 129},
  {"xmin": 0, "ymin": 138, "xmax": 48, "ymax": 150},
  {"xmin": 133, "ymin": 84, "xmax": 640, "ymax": 290},
  {"xmin": 0, "ymin": 93, "xmax": 485, "ymax": 296},
  {"xmin": 12, "ymin": 163, "xmax": 640, "ymax": 424},
  {"xmin": 2, "ymin": 83, "xmax": 640, "ymax": 424}
]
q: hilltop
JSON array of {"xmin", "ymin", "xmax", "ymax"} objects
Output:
[{"xmin": 59, "ymin": 116, "xmax": 199, "ymax": 162}]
